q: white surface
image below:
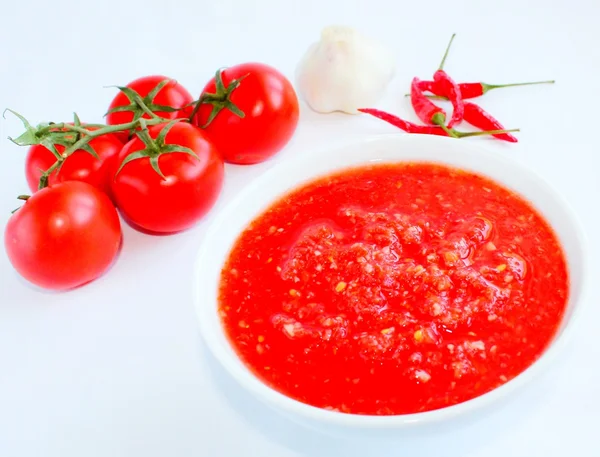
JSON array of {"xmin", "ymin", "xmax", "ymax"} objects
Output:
[
  {"xmin": 195, "ymin": 134, "xmax": 590, "ymax": 432},
  {"xmin": 0, "ymin": 0, "xmax": 599, "ymax": 456}
]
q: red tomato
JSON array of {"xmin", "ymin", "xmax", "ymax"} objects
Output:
[
  {"xmin": 4, "ymin": 181, "xmax": 122, "ymax": 291},
  {"xmin": 106, "ymin": 75, "xmax": 194, "ymax": 143},
  {"xmin": 192, "ymin": 62, "xmax": 299, "ymax": 165},
  {"xmin": 25, "ymin": 130, "xmax": 123, "ymax": 199},
  {"xmin": 111, "ymin": 122, "xmax": 224, "ymax": 234}
]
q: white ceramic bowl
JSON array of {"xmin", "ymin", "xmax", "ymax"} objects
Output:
[{"xmin": 193, "ymin": 134, "xmax": 589, "ymax": 432}]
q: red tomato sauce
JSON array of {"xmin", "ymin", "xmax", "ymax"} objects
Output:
[{"xmin": 218, "ymin": 162, "xmax": 569, "ymax": 415}]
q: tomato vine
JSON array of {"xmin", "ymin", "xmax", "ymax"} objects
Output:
[
  {"xmin": 4, "ymin": 79, "xmax": 193, "ymax": 190},
  {"xmin": 4, "ymin": 74, "xmax": 250, "ymax": 191}
]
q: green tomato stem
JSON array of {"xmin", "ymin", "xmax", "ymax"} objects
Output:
[
  {"xmin": 34, "ymin": 116, "xmax": 165, "ymax": 190},
  {"xmin": 187, "ymin": 93, "xmax": 208, "ymax": 123}
]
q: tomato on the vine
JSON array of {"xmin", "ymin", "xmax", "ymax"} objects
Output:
[
  {"xmin": 4, "ymin": 181, "xmax": 122, "ymax": 291},
  {"xmin": 111, "ymin": 121, "xmax": 224, "ymax": 234},
  {"xmin": 106, "ymin": 75, "xmax": 193, "ymax": 143},
  {"xmin": 25, "ymin": 129, "xmax": 123, "ymax": 199},
  {"xmin": 192, "ymin": 62, "xmax": 299, "ymax": 165}
]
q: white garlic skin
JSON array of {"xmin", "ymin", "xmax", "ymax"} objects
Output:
[{"xmin": 295, "ymin": 26, "xmax": 396, "ymax": 114}]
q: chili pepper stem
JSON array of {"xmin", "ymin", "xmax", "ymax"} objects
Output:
[
  {"xmin": 482, "ymin": 80, "xmax": 555, "ymax": 94},
  {"xmin": 455, "ymin": 128, "xmax": 520, "ymax": 138},
  {"xmin": 431, "ymin": 112, "xmax": 457, "ymax": 138},
  {"xmin": 439, "ymin": 124, "xmax": 457, "ymax": 137},
  {"xmin": 438, "ymin": 33, "xmax": 457, "ymax": 71}
]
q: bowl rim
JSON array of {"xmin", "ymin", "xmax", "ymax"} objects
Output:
[{"xmin": 193, "ymin": 133, "xmax": 590, "ymax": 429}]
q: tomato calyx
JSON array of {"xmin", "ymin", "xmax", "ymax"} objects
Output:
[
  {"xmin": 5, "ymin": 110, "xmax": 106, "ymax": 190},
  {"xmin": 5, "ymin": 110, "xmax": 93, "ymax": 160},
  {"xmin": 8, "ymin": 111, "xmax": 104, "ymax": 189},
  {"xmin": 105, "ymin": 79, "xmax": 182, "ymax": 139},
  {"xmin": 114, "ymin": 119, "xmax": 199, "ymax": 180},
  {"xmin": 6, "ymin": 110, "xmax": 101, "ymax": 160},
  {"xmin": 11, "ymin": 194, "xmax": 31, "ymax": 214},
  {"xmin": 188, "ymin": 68, "xmax": 248, "ymax": 127}
]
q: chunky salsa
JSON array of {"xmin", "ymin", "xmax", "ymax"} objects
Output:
[{"xmin": 218, "ymin": 162, "xmax": 569, "ymax": 415}]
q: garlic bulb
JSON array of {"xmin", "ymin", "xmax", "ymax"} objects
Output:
[{"xmin": 295, "ymin": 26, "xmax": 396, "ymax": 114}]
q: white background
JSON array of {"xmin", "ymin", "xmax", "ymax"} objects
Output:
[{"xmin": 1, "ymin": 0, "xmax": 599, "ymax": 456}]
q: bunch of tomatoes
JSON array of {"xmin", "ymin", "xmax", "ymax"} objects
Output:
[{"xmin": 4, "ymin": 62, "xmax": 300, "ymax": 291}]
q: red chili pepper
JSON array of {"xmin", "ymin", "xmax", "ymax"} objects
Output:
[
  {"xmin": 405, "ymin": 80, "xmax": 555, "ymax": 100},
  {"xmin": 358, "ymin": 108, "xmax": 519, "ymax": 139},
  {"xmin": 359, "ymin": 108, "xmax": 446, "ymax": 135},
  {"xmin": 410, "ymin": 77, "xmax": 456, "ymax": 137},
  {"xmin": 434, "ymin": 72, "xmax": 464, "ymax": 127},
  {"xmin": 462, "ymin": 102, "xmax": 518, "ymax": 143},
  {"xmin": 417, "ymin": 80, "xmax": 435, "ymax": 93},
  {"xmin": 432, "ymin": 33, "xmax": 464, "ymax": 128},
  {"xmin": 442, "ymin": 80, "xmax": 555, "ymax": 99}
]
